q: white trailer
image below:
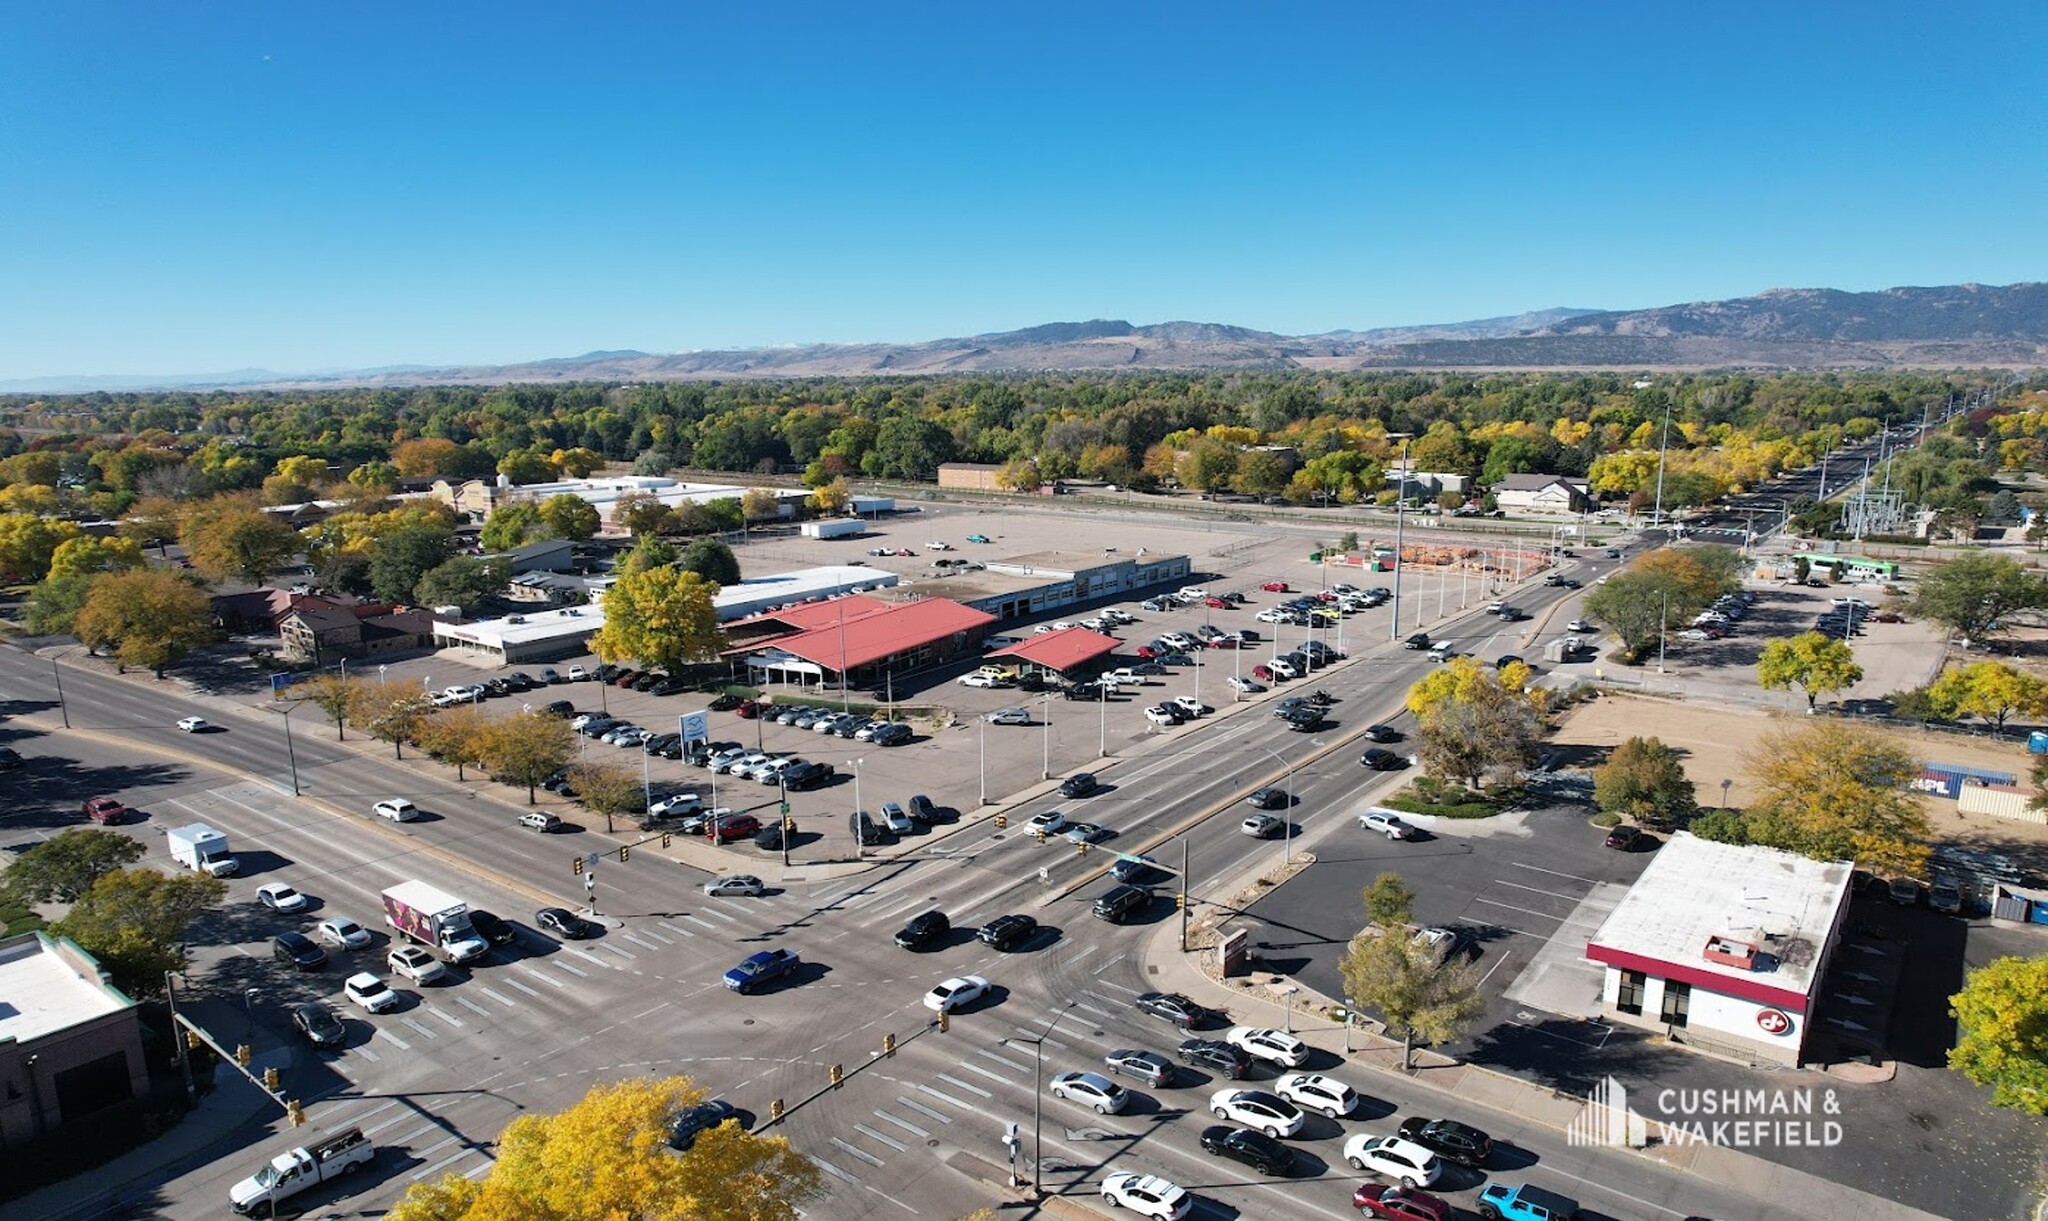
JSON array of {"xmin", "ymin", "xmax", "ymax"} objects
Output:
[{"xmin": 800, "ymin": 518, "xmax": 865, "ymax": 540}]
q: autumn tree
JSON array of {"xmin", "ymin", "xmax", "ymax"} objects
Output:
[
  {"xmin": 1742, "ymin": 720, "xmax": 1930, "ymax": 877},
  {"xmin": 540, "ymin": 493, "xmax": 602, "ymax": 541},
  {"xmin": 567, "ymin": 761, "xmax": 645, "ymax": 832},
  {"xmin": 417, "ymin": 704, "xmax": 493, "ymax": 780},
  {"xmin": 349, "ymin": 679, "xmax": 435, "ymax": 759},
  {"xmin": 1756, "ymin": 632, "xmax": 1866, "ymax": 713},
  {"xmin": 994, "ymin": 457, "xmax": 1042, "ymax": 493},
  {"xmin": 1405, "ymin": 657, "xmax": 1542, "ymax": 788},
  {"xmin": 1593, "ymin": 736, "xmax": 1696, "ymax": 827},
  {"xmin": 52, "ymin": 868, "xmax": 227, "ymax": 998},
  {"xmin": 1950, "ymin": 956, "xmax": 2048, "ymax": 1114},
  {"xmin": 480, "ymin": 502, "xmax": 547, "ymax": 552},
  {"xmin": 740, "ymin": 487, "xmax": 780, "ymax": 523},
  {"xmin": 47, "ymin": 535, "xmax": 144, "ymax": 580},
  {"xmin": 808, "ymin": 477, "xmax": 852, "ymax": 515},
  {"xmin": 180, "ymin": 500, "xmax": 301, "ymax": 585},
  {"xmin": 591, "ymin": 566, "xmax": 726, "ymax": 675},
  {"xmin": 0, "ymin": 512, "xmax": 81, "ymax": 583},
  {"xmin": 610, "ymin": 491, "xmax": 671, "ymax": 537},
  {"xmin": 550, "ymin": 447, "xmax": 605, "ymax": 478},
  {"xmin": 679, "ymin": 538, "xmax": 740, "ymax": 587},
  {"xmin": 386, "ymin": 1074, "xmax": 820, "ymax": 1221},
  {"xmin": 1912, "ymin": 553, "xmax": 2048, "ymax": 644},
  {"xmin": 392, "ymin": 438, "xmax": 464, "ymax": 477},
  {"xmin": 297, "ymin": 673, "xmax": 358, "ymax": 739},
  {"xmin": 481, "ymin": 712, "xmax": 578, "ymax": 803},
  {"xmin": 73, "ymin": 570, "xmax": 213, "ymax": 676},
  {"xmin": 1338, "ymin": 926, "xmax": 1483, "ymax": 1070},
  {"xmin": 1364, "ymin": 872, "xmax": 1415, "ymax": 929},
  {"xmin": 3, "ymin": 829, "xmax": 146, "ymax": 904},
  {"xmin": 1928, "ymin": 661, "xmax": 2048, "ymax": 734}
]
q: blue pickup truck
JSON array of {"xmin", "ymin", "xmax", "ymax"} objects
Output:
[
  {"xmin": 723, "ymin": 948, "xmax": 800, "ymax": 994},
  {"xmin": 1477, "ymin": 1183, "xmax": 1578, "ymax": 1221}
]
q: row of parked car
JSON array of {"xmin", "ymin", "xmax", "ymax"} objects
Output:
[
  {"xmin": 1677, "ymin": 588, "xmax": 1760, "ymax": 641},
  {"xmin": 731, "ymin": 703, "xmax": 914, "ymax": 745}
]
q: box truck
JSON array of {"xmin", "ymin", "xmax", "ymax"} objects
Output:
[
  {"xmin": 381, "ymin": 880, "xmax": 488, "ymax": 962},
  {"xmin": 228, "ymin": 1127, "xmax": 374, "ymax": 1213},
  {"xmin": 167, "ymin": 823, "xmax": 239, "ymax": 877}
]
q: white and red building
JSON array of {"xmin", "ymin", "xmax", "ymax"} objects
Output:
[{"xmin": 1585, "ymin": 833, "xmax": 1854, "ymax": 1067}]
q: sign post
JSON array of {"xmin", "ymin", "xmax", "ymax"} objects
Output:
[{"xmin": 583, "ymin": 852, "xmax": 599, "ymax": 915}]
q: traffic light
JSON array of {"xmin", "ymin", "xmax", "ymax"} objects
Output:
[
  {"xmin": 287, "ymin": 1100, "xmax": 305, "ymax": 1126},
  {"xmin": 619, "ymin": 845, "xmax": 630, "ymax": 863},
  {"xmin": 1176, "ymin": 892, "xmax": 1187, "ymax": 911},
  {"xmin": 937, "ymin": 1011, "xmax": 950, "ymax": 1034},
  {"xmin": 573, "ymin": 855, "xmax": 584, "ymax": 877},
  {"xmin": 661, "ymin": 831, "xmax": 673, "ymax": 848},
  {"xmin": 829, "ymin": 1063, "xmax": 844, "ymax": 1089},
  {"xmin": 769, "ymin": 1098, "xmax": 785, "ymax": 1122},
  {"xmin": 882, "ymin": 1032, "xmax": 896, "ymax": 1058},
  {"xmin": 784, "ymin": 815, "xmax": 795, "ymax": 831},
  {"xmin": 1075, "ymin": 841, "xmax": 1089, "ymax": 856},
  {"xmin": 1034, "ymin": 828, "xmax": 1046, "ymax": 844},
  {"xmin": 263, "ymin": 1067, "xmax": 281, "ymax": 1091},
  {"xmin": 235, "ymin": 1044, "xmax": 252, "ymax": 1067},
  {"xmin": 184, "ymin": 1029, "xmax": 201, "ymax": 1050}
]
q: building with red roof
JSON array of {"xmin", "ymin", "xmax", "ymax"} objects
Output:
[
  {"xmin": 734, "ymin": 596, "xmax": 996, "ymax": 687},
  {"xmin": 985, "ymin": 627, "xmax": 1119, "ymax": 676}
]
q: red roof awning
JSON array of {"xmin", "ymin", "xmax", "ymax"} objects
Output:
[
  {"xmin": 760, "ymin": 599, "xmax": 996, "ymax": 673},
  {"xmin": 986, "ymin": 627, "xmax": 1119, "ymax": 673}
]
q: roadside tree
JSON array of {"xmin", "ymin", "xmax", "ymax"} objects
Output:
[
  {"xmin": 298, "ymin": 673, "xmax": 358, "ymax": 739},
  {"xmin": 386, "ymin": 1074, "xmax": 820, "ymax": 1221},
  {"xmin": 1927, "ymin": 661, "xmax": 2048, "ymax": 735},
  {"xmin": 567, "ymin": 762, "xmax": 643, "ymax": 832},
  {"xmin": 73, "ymin": 569, "xmax": 213, "ymax": 676},
  {"xmin": 482, "ymin": 712, "xmax": 578, "ymax": 804},
  {"xmin": 1406, "ymin": 658, "xmax": 1542, "ymax": 788},
  {"xmin": 1592, "ymin": 736, "xmax": 1696, "ymax": 827},
  {"xmin": 1949, "ymin": 955, "xmax": 2048, "ymax": 1114},
  {"xmin": 591, "ymin": 566, "xmax": 726, "ymax": 675},
  {"xmin": 1364, "ymin": 872, "xmax": 1415, "ymax": 929},
  {"xmin": 3, "ymin": 829, "xmax": 146, "ymax": 904},
  {"xmin": 1338, "ymin": 928, "xmax": 1483, "ymax": 1071},
  {"xmin": 1756, "ymin": 632, "xmax": 1865, "ymax": 712},
  {"xmin": 1742, "ymin": 720, "xmax": 1930, "ymax": 877},
  {"xmin": 417, "ymin": 704, "xmax": 493, "ymax": 781},
  {"xmin": 0, "ymin": 512, "xmax": 81, "ymax": 583},
  {"xmin": 349, "ymin": 679, "xmax": 435, "ymax": 759},
  {"xmin": 1911, "ymin": 553, "xmax": 2048, "ymax": 644},
  {"xmin": 51, "ymin": 868, "xmax": 226, "ymax": 998},
  {"xmin": 47, "ymin": 535, "xmax": 145, "ymax": 580}
]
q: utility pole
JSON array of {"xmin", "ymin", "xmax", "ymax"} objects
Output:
[
  {"xmin": 1387, "ymin": 435, "xmax": 1413, "ymax": 641},
  {"xmin": 1652, "ymin": 397, "xmax": 1672, "ymax": 529},
  {"xmin": 1178, "ymin": 839, "xmax": 1190, "ymax": 953}
]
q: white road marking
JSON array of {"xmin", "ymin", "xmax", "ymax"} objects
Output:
[
  {"xmin": 812, "ymin": 1155, "xmax": 859, "ymax": 1184},
  {"xmin": 479, "ymin": 986, "xmax": 518, "ymax": 1007},
  {"xmin": 658, "ymin": 920, "xmax": 696, "ymax": 938},
  {"xmin": 934, "ymin": 1073, "xmax": 993, "ymax": 1099},
  {"xmin": 454, "ymin": 995, "xmax": 493, "ymax": 1018},
  {"xmin": 376, "ymin": 1028, "xmax": 411, "ymax": 1051},
  {"xmin": 638, "ymin": 926, "xmax": 674, "ymax": 944},
  {"xmin": 424, "ymin": 1004, "xmax": 466, "ymax": 1029},
  {"xmin": 683, "ymin": 914, "xmax": 718, "ymax": 930},
  {"xmin": 875, "ymin": 1110, "xmax": 930, "ymax": 1138},
  {"xmin": 553, "ymin": 960, "xmax": 590, "ymax": 977},
  {"xmin": 349, "ymin": 1043, "xmax": 380, "ymax": 1062},
  {"xmin": 623, "ymin": 931, "xmax": 660, "ymax": 951},
  {"xmin": 956, "ymin": 1062, "xmax": 1016, "ymax": 1086},
  {"xmin": 401, "ymin": 1016, "xmax": 439, "ymax": 1039},
  {"xmin": 829, "ymin": 1137, "xmax": 885, "ymax": 1167},
  {"xmin": 702, "ymin": 905, "xmax": 740, "ymax": 922},
  {"xmin": 503, "ymin": 976, "xmax": 544, "ymax": 996},
  {"xmin": 974, "ymin": 1047, "xmax": 1031, "ymax": 1073},
  {"xmin": 898, "ymin": 1095, "xmax": 952, "ymax": 1123},
  {"xmin": 853, "ymin": 1122, "xmax": 907, "ymax": 1152},
  {"xmin": 570, "ymin": 949, "xmax": 615, "ymax": 970}
]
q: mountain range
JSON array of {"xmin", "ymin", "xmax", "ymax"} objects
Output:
[{"xmin": 6, "ymin": 283, "xmax": 2044, "ymax": 392}]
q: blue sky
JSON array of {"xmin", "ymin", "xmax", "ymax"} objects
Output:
[{"xmin": 3, "ymin": 2, "xmax": 2044, "ymax": 379}]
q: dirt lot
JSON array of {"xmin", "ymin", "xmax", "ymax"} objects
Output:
[{"xmin": 1550, "ymin": 693, "xmax": 2048, "ymax": 860}]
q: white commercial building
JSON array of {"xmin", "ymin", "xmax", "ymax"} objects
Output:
[
  {"xmin": 1585, "ymin": 833, "xmax": 1854, "ymax": 1067},
  {"xmin": 431, "ymin": 474, "xmax": 810, "ymax": 526}
]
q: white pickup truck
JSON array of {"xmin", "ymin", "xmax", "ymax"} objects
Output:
[{"xmin": 229, "ymin": 1127, "xmax": 373, "ymax": 1213}]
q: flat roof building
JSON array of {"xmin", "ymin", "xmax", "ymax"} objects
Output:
[
  {"xmin": 430, "ymin": 474, "xmax": 810, "ymax": 525},
  {"xmin": 885, "ymin": 551, "xmax": 1191, "ymax": 623},
  {"xmin": 0, "ymin": 932, "xmax": 150, "ymax": 1145},
  {"xmin": 1585, "ymin": 833, "xmax": 1854, "ymax": 1066}
]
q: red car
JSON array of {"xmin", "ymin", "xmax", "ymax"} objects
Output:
[
  {"xmin": 1353, "ymin": 1184, "xmax": 1452, "ymax": 1221},
  {"xmin": 734, "ymin": 700, "xmax": 761, "ymax": 719},
  {"xmin": 1205, "ymin": 596, "xmax": 1231, "ymax": 609},
  {"xmin": 1252, "ymin": 664, "xmax": 1275, "ymax": 681},
  {"xmin": 1261, "ymin": 581, "xmax": 1289, "ymax": 593},
  {"xmin": 1211, "ymin": 637, "xmax": 1241, "ymax": 649},
  {"xmin": 1136, "ymin": 645, "xmax": 1161, "ymax": 659},
  {"xmin": 710, "ymin": 814, "xmax": 762, "ymax": 842}
]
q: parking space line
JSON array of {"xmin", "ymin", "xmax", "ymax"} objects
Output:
[
  {"xmin": 915, "ymin": 1084, "xmax": 974, "ymax": 1111},
  {"xmin": 1495, "ymin": 878, "xmax": 1586, "ymax": 900},
  {"xmin": 658, "ymin": 920, "xmax": 697, "ymax": 938},
  {"xmin": 454, "ymin": 996, "xmax": 493, "ymax": 1018},
  {"xmin": 829, "ymin": 1137, "xmax": 885, "ymax": 1168},
  {"xmin": 517, "ymin": 964, "xmax": 568, "ymax": 988},
  {"xmin": 401, "ymin": 1016, "xmax": 439, "ymax": 1039},
  {"xmin": 898, "ymin": 1095, "xmax": 953, "ymax": 1123},
  {"xmin": 1470, "ymin": 896, "xmax": 1571, "ymax": 923},
  {"xmin": 1508, "ymin": 862, "xmax": 1605, "ymax": 885},
  {"xmin": 875, "ymin": 1109, "xmax": 930, "ymax": 1138},
  {"xmin": 423, "ymin": 1004, "xmax": 465, "ymax": 1029},
  {"xmin": 853, "ymin": 1122, "xmax": 908, "ymax": 1152},
  {"xmin": 376, "ymin": 1028, "xmax": 412, "ymax": 1051},
  {"xmin": 571, "ymin": 949, "xmax": 617, "ymax": 969},
  {"xmin": 502, "ymin": 976, "xmax": 543, "ymax": 997},
  {"xmin": 553, "ymin": 959, "xmax": 591, "ymax": 977},
  {"xmin": 935, "ymin": 1073, "xmax": 994, "ymax": 1098},
  {"xmin": 600, "ymin": 943, "xmax": 636, "ymax": 961},
  {"xmin": 478, "ymin": 986, "xmax": 518, "ymax": 1007}
]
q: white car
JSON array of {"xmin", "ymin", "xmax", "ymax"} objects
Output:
[
  {"xmin": 985, "ymin": 707, "xmax": 1031, "ymax": 725},
  {"xmin": 372, "ymin": 799, "xmax": 420, "ymax": 822},
  {"xmin": 175, "ymin": 716, "xmax": 208, "ymax": 732},
  {"xmin": 957, "ymin": 672, "xmax": 1004, "ymax": 688},
  {"xmin": 1227, "ymin": 675, "xmax": 1266, "ymax": 693},
  {"xmin": 1049, "ymin": 1071, "xmax": 1130, "ymax": 1114},
  {"xmin": 1101, "ymin": 1172, "xmax": 1192, "ymax": 1219},
  {"xmin": 256, "ymin": 882, "xmax": 309, "ymax": 913},
  {"xmin": 1276, "ymin": 1073, "xmax": 1359, "ymax": 1118},
  {"xmin": 1567, "ymin": 619, "xmax": 1596, "ymax": 634},
  {"xmin": 343, "ymin": 972, "xmax": 401, "ymax": 1013},
  {"xmin": 719, "ymin": 752, "xmax": 770, "ymax": 777},
  {"xmin": 1027, "ymin": 811, "xmax": 1069, "ymax": 834},
  {"xmin": 1208, "ymin": 1088, "xmax": 1304, "ymax": 1138},
  {"xmin": 1062, "ymin": 822, "xmax": 1108, "ymax": 844},
  {"xmin": 387, "ymin": 945, "xmax": 448, "ymax": 985},
  {"xmin": 648, "ymin": 793, "xmax": 703, "ymax": 819},
  {"xmin": 1172, "ymin": 696, "xmax": 1208, "ymax": 717},
  {"xmin": 566, "ymin": 665, "xmax": 589, "ymax": 680},
  {"xmin": 1269, "ymin": 658, "xmax": 1300, "ymax": 680},
  {"xmin": 1359, "ymin": 810, "xmax": 1414, "ymax": 840},
  {"xmin": 705, "ymin": 748, "xmax": 749, "ymax": 773},
  {"xmin": 1255, "ymin": 609, "xmax": 1289, "ymax": 624},
  {"xmin": 1144, "ymin": 706, "xmax": 1179, "ymax": 727},
  {"xmin": 1342, "ymin": 1134, "xmax": 1443, "ymax": 1187},
  {"xmin": 316, "ymin": 917, "xmax": 373, "ymax": 950},
  {"xmin": 1225, "ymin": 1026, "xmax": 1310, "ymax": 1068},
  {"xmin": 1678, "ymin": 628, "xmax": 1714, "ymax": 642},
  {"xmin": 983, "ymin": 636, "xmax": 1022, "ymax": 650},
  {"xmin": 703, "ymin": 875, "xmax": 765, "ymax": 897},
  {"xmin": 923, "ymin": 974, "xmax": 991, "ymax": 1013}
]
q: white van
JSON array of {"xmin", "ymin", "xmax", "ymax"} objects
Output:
[
  {"xmin": 373, "ymin": 799, "xmax": 421, "ymax": 822},
  {"xmin": 1427, "ymin": 641, "xmax": 1454, "ymax": 662}
]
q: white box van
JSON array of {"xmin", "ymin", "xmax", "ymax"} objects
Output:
[
  {"xmin": 1427, "ymin": 641, "xmax": 1454, "ymax": 662},
  {"xmin": 373, "ymin": 799, "xmax": 421, "ymax": 822}
]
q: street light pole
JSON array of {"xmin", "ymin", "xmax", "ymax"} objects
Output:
[
  {"xmin": 279, "ymin": 705, "xmax": 301, "ymax": 796},
  {"xmin": 51, "ymin": 654, "xmax": 70, "ymax": 729},
  {"xmin": 1388, "ymin": 435, "xmax": 1413, "ymax": 641},
  {"xmin": 1001, "ymin": 1002, "xmax": 1079, "ymax": 1200},
  {"xmin": 978, "ymin": 716, "xmax": 987, "ymax": 807},
  {"xmin": 1041, "ymin": 692, "xmax": 1052, "ymax": 781},
  {"xmin": 1657, "ymin": 589, "xmax": 1669, "ymax": 675},
  {"xmin": 1652, "ymin": 397, "xmax": 1673, "ymax": 529}
]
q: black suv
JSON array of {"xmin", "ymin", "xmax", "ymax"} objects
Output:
[
  {"xmin": 1403, "ymin": 633, "xmax": 1430, "ymax": 649},
  {"xmin": 665, "ymin": 1100, "xmax": 737, "ymax": 1150},
  {"xmin": 1059, "ymin": 773, "xmax": 1099, "ymax": 798},
  {"xmin": 753, "ymin": 821, "xmax": 796, "ymax": 851},
  {"xmin": 895, "ymin": 910, "xmax": 950, "ymax": 950},
  {"xmin": 1200, "ymin": 1125, "xmax": 1294, "ymax": 1175},
  {"xmin": 1397, "ymin": 1116, "xmax": 1494, "ymax": 1167},
  {"xmin": 783, "ymin": 761, "xmax": 834, "ymax": 790},
  {"xmin": 907, "ymin": 794, "xmax": 939, "ymax": 823},
  {"xmin": 540, "ymin": 700, "xmax": 575, "ymax": 718},
  {"xmin": 468, "ymin": 909, "xmax": 518, "ymax": 946},
  {"xmin": 1363, "ymin": 723, "xmax": 1401, "ymax": 743},
  {"xmin": 1093, "ymin": 885, "xmax": 1153, "ymax": 924},
  {"xmin": 979, "ymin": 914, "xmax": 1039, "ymax": 950},
  {"xmin": 1137, "ymin": 991, "xmax": 1216, "ymax": 1029},
  {"xmin": 272, "ymin": 932, "xmax": 328, "ymax": 971},
  {"xmin": 1176, "ymin": 1038, "xmax": 1251, "ymax": 1078},
  {"xmin": 1360, "ymin": 748, "xmax": 1403, "ymax": 770}
]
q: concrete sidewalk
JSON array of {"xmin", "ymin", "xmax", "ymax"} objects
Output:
[
  {"xmin": 11, "ymin": 996, "xmax": 291, "ymax": 1221},
  {"xmin": 1136, "ymin": 920, "xmax": 1941, "ymax": 1221}
]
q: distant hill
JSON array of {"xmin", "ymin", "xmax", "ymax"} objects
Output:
[{"xmin": 8, "ymin": 282, "xmax": 2044, "ymax": 392}]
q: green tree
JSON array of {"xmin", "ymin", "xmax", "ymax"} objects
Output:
[
  {"xmin": 1234, "ymin": 449, "xmax": 1290, "ymax": 496},
  {"xmin": 415, "ymin": 555, "xmax": 510, "ymax": 613},
  {"xmin": 1949, "ymin": 956, "xmax": 2048, "ymax": 1114},
  {"xmin": 498, "ymin": 449, "xmax": 556, "ymax": 485},
  {"xmin": 51, "ymin": 867, "xmax": 227, "ymax": 998},
  {"xmin": 610, "ymin": 491, "xmax": 671, "ymax": 536},
  {"xmin": 868, "ymin": 416, "xmax": 955, "ymax": 481},
  {"xmin": 481, "ymin": 712, "xmax": 578, "ymax": 804},
  {"xmin": 1911, "ymin": 553, "xmax": 2048, "ymax": 644},
  {"xmin": 590, "ymin": 567, "xmax": 726, "ymax": 674},
  {"xmin": 1742, "ymin": 720, "xmax": 1930, "ymax": 877},
  {"xmin": 370, "ymin": 524, "xmax": 456, "ymax": 602},
  {"xmin": 1756, "ymin": 632, "xmax": 1866, "ymax": 712},
  {"xmin": 1338, "ymin": 927, "xmax": 1483, "ymax": 1070},
  {"xmin": 1928, "ymin": 660, "xmax": 2048, "ymax": 734},
  {"xmin": 481, "ymin": 502, "xmax": 546, "ymax": 552},
  {"xmin": 349, "ymin": 679, "xmax": 434, "ymax": 759},
  {"xmin": 46, "ymin": 535, "xmax": 145, "ymax": 580},
  {"xmin": 679, "ymin": 538, "xmax": 740, "ymax": 587},
  {"xmin": 1593, "ymin": 736, "xmax": 1696, "ymax": 827},
  {"xmin": 3, "ymin": 829, "xmax": 146, "ymax": 903},
  {"xmin": 1584, "ymin": 571, "xmax": 1693, "ymax": 662},
  {"xmin": 179, "ymin": 501, "xmax": 300, "ymax": 585},
  {"xmin": 0, "ymin": 512, "xmax": 82, "ymax": 583},
  {"xmin": 73, "ymin": 569, "xmax": 213, "ymax": 676},
  {"xmin": 386, "ymin": 1075, "xmax": 820, "ymax": 1221},
  {"xmin": 1364, "ymin": 872, "xmax": 1415, "ymax": 929},
  {"xmin": 618, "ymin": 535, "xmax": 680, "ymax": 576},
  {"xmin": 22, "ymin": 571, "xmax": 96, "ymax": 634},
  {"xmin": 568, "ymin": 761, "xmax": 644, "ymax": 832},
  {"xmin": 539, "ymin": 493, "xmax": 602, "ymax": 541}
]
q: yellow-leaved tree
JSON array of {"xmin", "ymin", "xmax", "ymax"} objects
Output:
[
  {"xmin": 1736, "ymin": 720, "xmax": 1930, "ymax": 878},
  {"xmin": 386, "ymin": 1075, "xmax": 820, "ymax": 1221},
  {"xmin": 1950, "ymin": 955, "xmax": 2048, "ymax": 1114}
]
